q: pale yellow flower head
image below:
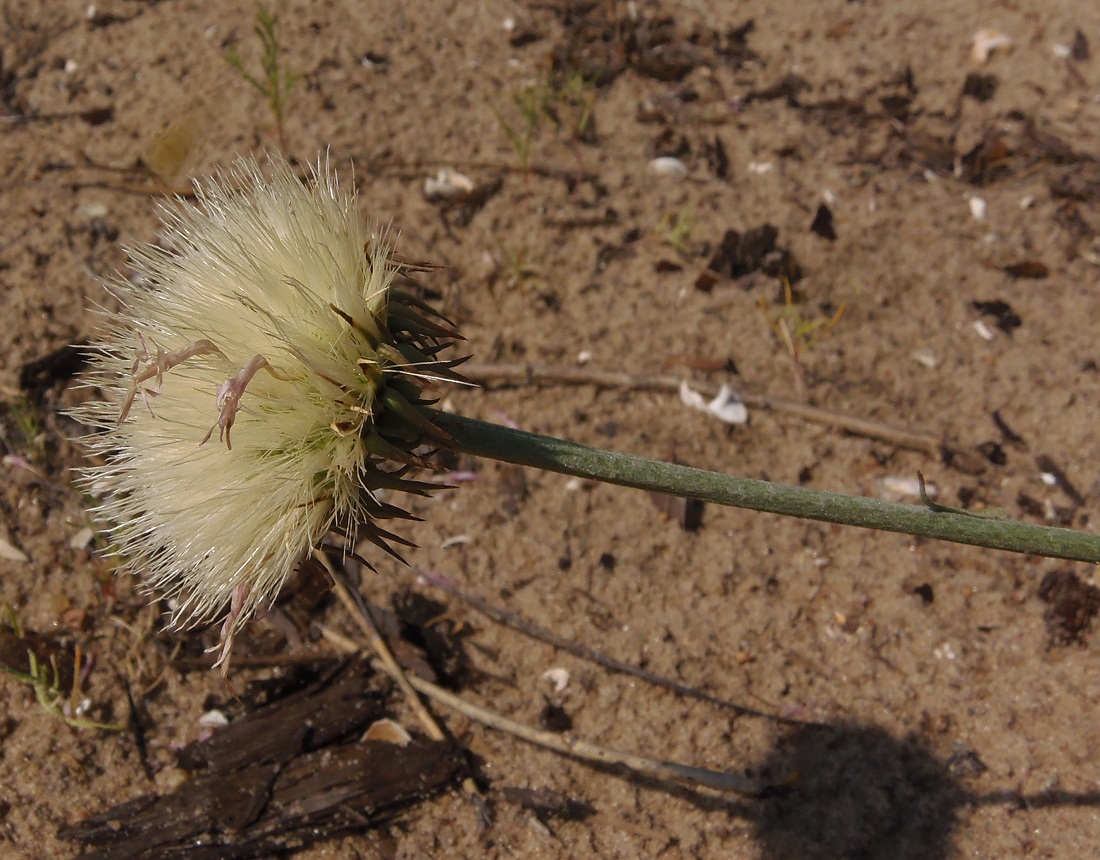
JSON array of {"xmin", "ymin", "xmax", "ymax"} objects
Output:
[{"xmin": 73, "ymin": 155, "xmax": 461, "ymax": 666}]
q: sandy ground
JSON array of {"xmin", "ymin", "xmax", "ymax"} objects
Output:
[{"xmin": 2, "ymin": 1, "xmax": 1100, "ymax": 857}]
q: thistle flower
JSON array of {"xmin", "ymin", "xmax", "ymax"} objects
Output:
[{"xmin": 72, "ymin": 154, "xmax": 464, "ymax": 668}]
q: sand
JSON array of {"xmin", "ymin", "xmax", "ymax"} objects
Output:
[{"xmin": 2, "ymin": 1, "xmax": 1099, "ymax": 857}]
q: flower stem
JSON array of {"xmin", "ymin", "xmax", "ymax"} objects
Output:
[{"xmin": 437, "ymin": 413, "xmax": 1100, "ymax": 564}]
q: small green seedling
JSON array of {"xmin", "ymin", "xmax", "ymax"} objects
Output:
[
  {"xmin": 226, "ymin": 3, "xmax": 298, "ymax": 153},
  {"xmin": 493, "ymin": 70, "xmax": 598, "ymax": 169},
  {"xmin": 1, "ymin": 394, "xmax": 46, "ymax": 463},
  {"xmin": 758, "ymin": 277, "xmax": 847, "ymax": 400},
  {"xmin": 553, "ymin": 69, "xmax": 598, "ymax": 143},
  {"xmin": 492, "ymin": 82, "xmax": 549, "ymax": 170},
  {"xmin": 0, "ymin": 652, "xmax": 124, "ymax": 731},
  {"xmin": 0, "ymin": 606, "xmax": 124, "ymax": 731},
  {"xmin": 758, "ymin": 277, "xmax": 847, "ymax": 346},
  {"xmin": 494, "ymin": 238, "xmax": 541, "ymax": 290},
  {"xmin": 657, "ymin": 205, "xmax": 694, "ymax": 256}
]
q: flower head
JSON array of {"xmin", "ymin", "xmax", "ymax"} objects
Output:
[{"xmin": 73, "ymin": 154, "xmax": 463, "ymax": 667}]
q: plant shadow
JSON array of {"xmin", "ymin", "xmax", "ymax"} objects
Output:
[
  {"xmin": 752, "ymin": 722, "xmax": 961, "ymax": 860},
  {"xmin": 748, "ymin": 719, "xmax": 1100, "ymax": 859}
]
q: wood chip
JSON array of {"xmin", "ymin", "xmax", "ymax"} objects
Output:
[{"xmin": 61, "ymin": 659, "xmax": 461, "ymax": 859}]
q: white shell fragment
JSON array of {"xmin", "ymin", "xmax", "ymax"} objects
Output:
[
  {"xmin": 0, "ymin": 528, "xmax": 28, "ymax": 563},
  {"xmin": 912, "ymin": 348, "xmax": 938, "ymax": 369},
  {"xmin": 440, "ymin": 534, "xmax": 473, "ymax": 549},
  {"xmin": 880, "ymin": 475, "xmax": 936, "ymax": 502},
  {"xmin": 541, "ymin": 667, "xmax": 570, "ymax": 693},
  {"xmin": 423, "ymin": 168, "xmax": 475, "ymax": 201},
  {"xmin": 679, "ymin": 381, "xmax": 748, "ymax": 425},
  {"xmin": 646, "ymin": 157, "xmax": 687, "ymax": 180},
  {"xmin": 972, "ymin": 320, "xmax": 995, "ymax": 341},
  {"xmin": 198, "ymin": 709, "xmax": 229, "ymax": 728},
  {"xmin": 364, "ymin": 718, "xmax": 412, "ymax": 746},
  {"xmin": 75, "ymin": 202, "xmax": 109, "ymax": 220},
  {"xmin": 967, "ymin": 195, "xmax": 987, "ymax": 221},
  {"xmin": 933, "ymin": 641, "xmax": 958, "ymax": 661},
  {"xmin": 971, "ymin": 29, "xmax": 1013, "ymax": 64},
  {"xmin": 69, "ymin": 527, "xmax": 95, "ymax": 550}
]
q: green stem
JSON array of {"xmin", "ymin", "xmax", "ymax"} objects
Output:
[{"xmin": 436, "ymin": 412, "xmax": 1100, "ymax": 564}]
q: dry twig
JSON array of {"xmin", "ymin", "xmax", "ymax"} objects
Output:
[
  {"xmin": 414, "ymin": 567, "xmax": 820, "ymax": 727},
  {"xmin": 318, "ymin": 552, "xmax": 446, "ymax": 743},
  {"xmin": 323, "ymin": 561, "xmax": 489, "ymax": 817},
  {"xmin": 462, "ymin": 361, "xmax": 943, "ymax": 456},
  {"xmin": 322, "ymin": 586, "xmax": 764, "ymax": 796}
]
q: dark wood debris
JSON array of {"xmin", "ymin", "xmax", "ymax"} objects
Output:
[
  {"xmin": 975, "ymin": 440, "xmax": 1007, "ymax": 467},
  {"xmin": 702, "ymin": 224, "xmax": 802, "ymax": 285},
  {"xmin": 390, "ymin": 590, "xmax": 471, "ymax": 689},
  {"xmin": 176, "ymin": 658, "xmax": 387, "ymax": 772},
  {"xmin": 971, "ymin": 299, "xmax": 1022, "ymax": 334},
  {"xmin": 701, "ymin": 134, "xmax": 729, "ymax": 179},
  {"xmin": 809, "ymin": 203, "xmax": 837, "ymax": 241},
  {"xmin": 961, "ymin": 73, "xmax": 998, "ymax": 103},
  {"xmin": 547, "ymin": 4, "xmax": 756, "ymax": 88},
  {"xmin": 1038, "ymin": 568, "xmax": 1100, "ymax": 646},
  {"xmin": 59, "ymin": 658, "xmax": 462, "ymax": 859},
  {"xmin": 538, "ymin": 701, "xmax": 573, "ymax": 733}
]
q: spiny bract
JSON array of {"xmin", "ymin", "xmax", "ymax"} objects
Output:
[{"xmin": 73, "ymin": 154, "xmax": 463, "ymax": 667}]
